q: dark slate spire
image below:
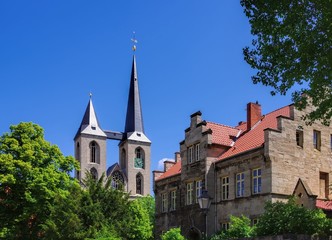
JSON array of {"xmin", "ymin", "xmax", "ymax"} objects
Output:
[
  {"xmin": 75, "ymin": 95, "xmax": 106, "ymax": 139},
  {"xmin": 124, "ymin": 55, "xmax": 144, "ymax": 133}
]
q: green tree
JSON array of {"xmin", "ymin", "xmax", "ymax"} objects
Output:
[
  {"xmin": 135, "ymin": 195, "xmax": 155, "ymax": 236},
  {"xmin": 161, "ymin": 227, "xmax": 186, "ymax": 240},
  {"xmin": 0, "ymin": 122, "xmax": 79, "ymax": 239},
  {"xmin": 209, "ymin": 215, "xmax": 255, "ymax": 240},
  {"xmin": 241, "ymin": 0, "xmax": 332, "ymax": 125},
  {"xmin": 79, "ymin": 172, "xmax": 131, "ymax": 239},
  {"xmin": 256, "ymin": 198, "xmax": 332, "ymax": 236},
  {"xmin": 41, "ymin": 184, "xmax": 84, "ymax": 240},
  {"xmin": 126, "ymin": 199, "xmax": 153, "ymax": 240}
]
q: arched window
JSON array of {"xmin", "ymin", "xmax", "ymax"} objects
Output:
[
  {"xmin": 136, "ymin": 173, "xmax": 143, "ymax": 194},
  {"xmin": 76, "ymin": 141, "xmax": 80, "ymax": 160},
  {"xmin": 121, "ymin": 149, "xmax": 126, "ymax": 169},
  {"xmin": 111, "ymin": 171, "xmax": 124, "ymax": 190},
  {"xmin": 90, "ymin": 168, "xmax": 98, "ymax": 180},
  {"xmin": 134, "ymin": 148, "xmax": 145, "ymax": 169},
  {"xmin": 89, "ymin": 141, "xmax": 100, "ymax": 163}
]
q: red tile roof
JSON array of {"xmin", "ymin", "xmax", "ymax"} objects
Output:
[
  {"xmin": 157, "ymin": 161, "xmax": 181, "ymax": 180},
  {"xmin": 218, "ymin": 105, "xmax": 291, "ymax": 160},
  {"xmin": 206, "ymin": 122, "xmax": 241, "ymax": 147},
  {"xmin": 316, "ymin": 199, "xmax": 332, "ymax": 211},
  {"xmin": 156, "ymin": 104, "xmax": 291, "ymax": 181}
]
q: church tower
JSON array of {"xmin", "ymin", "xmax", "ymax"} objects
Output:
[
  {"xmin": 74, "ymin": 96, "xmax": 107, "ymax": 183},
  {"xmin": 119, "ymin": 54, "xmax": 151, "ymax": 196}
]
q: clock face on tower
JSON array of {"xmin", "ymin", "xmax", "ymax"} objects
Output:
[{"xmin": 134, "ymin": 158, "xmax": 144, "ymax": 168}]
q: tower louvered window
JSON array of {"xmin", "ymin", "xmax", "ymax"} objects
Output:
[
  {"xmin": 136, "ymin": 174, "xmax": 143, "ymax": 194},
  {"xmin": 90, "ymin": 141, "xmax": 100, "ymax": 164}
]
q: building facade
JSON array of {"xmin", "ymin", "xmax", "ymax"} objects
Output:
[
  {"xmin": 154, "ymin": 102, "xmax": 332, "ymax": 239},
  {"xmin": 75, "ymin": 54, "xmax": 151, "ymax": 197}
]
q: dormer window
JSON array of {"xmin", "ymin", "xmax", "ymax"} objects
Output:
[{"xmin": 91, "ymin": 124, "xmax": 96, "ymax": 130}]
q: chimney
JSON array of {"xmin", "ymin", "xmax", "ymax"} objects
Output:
[
  {"xmin": 174, "ymin": 152, "xmax": 181, "ymax": 163},
  {"xmin": 153, "ymin": 170, "xmax": 164, "ymax": 181},
  {"xmin": 164, "ymin": 160, "xmax": 176, "ymax": 172},
  {"xmin": 247, "ymin": 102, "xmax": 262, "ymax": 130},
  {"xmin": 190, "ymin": 111, "xmax": 202, "ymax": 128}
]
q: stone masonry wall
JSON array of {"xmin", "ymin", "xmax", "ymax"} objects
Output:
[{"xmin": 265, "ymin": 105, "xmax": 332, "ymax": 200}]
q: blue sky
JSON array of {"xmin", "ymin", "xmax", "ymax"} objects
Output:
[{"xmin": 0, "ymin": 1, "xmax": 293, "ymax": 173}]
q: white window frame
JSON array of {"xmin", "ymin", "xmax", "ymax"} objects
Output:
[
  {"xmin": 221, "ymin": 176, "xmax": 229, "ymax": 200},
  {"xmin": 195, "ymin": 180, "xmax": 203, "ymax": 203},
  {"xmin": 195, "ymin": 144, "xmax": 200, "ymax": 161},
  {"xmin": 252, "ymin": 168, "xmax": 262, "ymax": 194},
  {"xmin": 170, "ymin": 190, "xmax": 176, "ymax": 211},
  {"xmin": 161, "ymin": 193, "xmax": 167, "ymax": 213},
  {"xmin": 236, "ymin": 172, "xmax": 245, "ymax": 197},
  {"xmin": 186, "ymin": 182, "xmax": 193, "ymax": 205},
  {"xmin": 188, "ymin": 146, "xmax": 194, "ymax": 163}
]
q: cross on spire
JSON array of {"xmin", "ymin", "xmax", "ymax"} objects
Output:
[{"xmin": 131, "ymin": 31, "xmax": 138, "ymax": 52}]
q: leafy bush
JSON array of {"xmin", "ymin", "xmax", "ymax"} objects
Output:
[{"xmin": 161, "ymin": 227, "xmax": 186, "ymax": 240}]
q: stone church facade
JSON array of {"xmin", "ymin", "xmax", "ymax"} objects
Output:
[
  {"xmin": 74, "ymin": 54, "xmax": 151, "ymax": 197},
  {"xmin": 153, "ymin": 102, "xmax": 332, "ymax": 239}
]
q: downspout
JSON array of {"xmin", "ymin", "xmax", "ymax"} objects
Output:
[{"xmin": 214, "ymin": 161, "xmax": 217, "ymax": 234}]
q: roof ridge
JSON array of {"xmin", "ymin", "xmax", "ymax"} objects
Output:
[
  {"xmin": 264, "ymin": 104, "xmax": 292, "ymax": 117},
  {"xmin": 206, "ymin": 121, "xmax": 237, "ymax": 130}
]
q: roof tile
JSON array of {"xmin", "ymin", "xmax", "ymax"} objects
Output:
[
  {"xmin": 156, "ymin": 104, "xmax": 291, "ymax": 181},
  {"xmin": 157, "ymin": 161, "xmax": 181, "ymax": 180}
]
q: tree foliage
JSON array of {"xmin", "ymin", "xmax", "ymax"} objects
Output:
[
  {"xmin": 255, "ymin": 198, "xmax": 332, "ymax": 236},
  {"xmin": 209, "ymin": 215, "xmax": 255, "ymax": 240},
  {"xmin": 0, "ymin": 122, "xmax": 79, "ymax": 239},
  {"xmin": 126, "ymin": 199, "xmax": 153, "ymax": 240},
  {"xmin": 241, "ymin": 0, "xmax": 332, "ymax": 125},
  {"xmin": 78, "ymin": 172, "xmax": 154, "ymax": 240},
  {"xmin": 161, "ymin": 227, "xmax": 186, "ymax": 240}
]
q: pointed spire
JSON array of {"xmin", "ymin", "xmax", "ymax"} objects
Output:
[
  {"xmin": 124, "ymin": 55, "xmax": 144, "ymax": 134},
  {"xmin": 75, "ymin": 95, "xmax": 106, "ymax": 139}
]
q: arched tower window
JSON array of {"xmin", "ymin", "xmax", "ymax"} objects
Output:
[
  {"xmin": 136, "ymin": 173, "xmax": 143, "ymax": 195},
  {"xmin": 89, "ymin": 141, "xmax": 100, "ymax": 164},
  {"xmin": 90, "ymin": 167, "xmax": 98, "ymax": 180},
  {"xmin": 121, "ymin": 149, "xmax": 126, "ymax": 169},
  {"xmin": 76, "ymin": 141, "xmax": 80, "ymax": 161},
  {"xmin": 111, "ymin": 171, "xmax": 125, "ymax": 190},
  {"xmin": 134, "ymin": 147, "xmax": 145, "ymax": 169}
]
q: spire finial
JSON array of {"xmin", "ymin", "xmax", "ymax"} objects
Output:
[
  {"xmin": 89, "ymin": 92, "xmax": 92, "ymax": 99},
  {"xmin": 131, "ymin": 31, "xmax": 138, "ymax": 52}
]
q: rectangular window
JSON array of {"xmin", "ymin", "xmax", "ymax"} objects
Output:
[
  {"xmin": 170, "ymin": 190, "xmax": 176, "ymax": 211},
  {"xmin": 195, "ymin": 180, "xmax": 203, "ymax": 203},
  {"xmin": 313, "ymin": 130, "xmax": 321, "ymax": 150},
  {"xmin": 186, "ymin": 182, "xmax": 193, "ymax": 205},
  {"xmin": 319, "ymin": 172, "xmax": 329, "ymax": 199},
  {"xmin": 296, "ymin": 130, "xmax": 303, "ymax": 147},
  {"xmin": 221, "ymin": 222, "xmax": 230, "ymax": 231},
  {"xmin": 195, "ymin": 144, "xmax": 200, "ymax": 161},
  {"xmin": 252, "ymin": 168, "xmax": 262, "ymax": 194},
  {"xmin": 162, "ymin": 193, "xmax": 167, "ymax": 213},
  {"xmin": 188, "ymin": 146, "xmax": 194, "ymax": 163},
  {"xmin": 221, "ymin": 176, "xmax": 229, "ymax": 200},
  {"xmin": 236, "ymin": 172, "xmax": 245, "ymax": 197}
]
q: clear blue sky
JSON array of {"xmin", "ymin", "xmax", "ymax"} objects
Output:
[{"xmin": 0, "ymin": 1, "xmax": 293, "ymax": 173}]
